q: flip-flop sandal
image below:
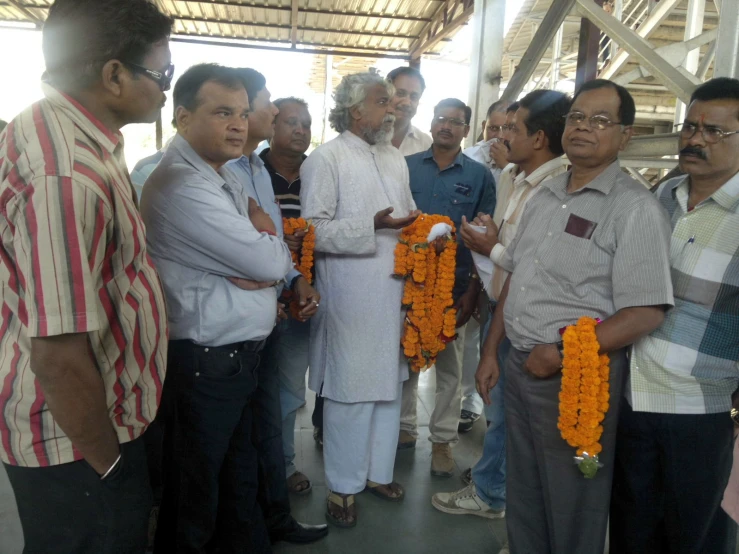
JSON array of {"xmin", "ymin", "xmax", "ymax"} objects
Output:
[
  {"xmin": 326, "ymin": 491, "xmax": 356, "ymax": 528},
  {"xmin": 287, "ymin": 471, "xmax": 312, "ymax": 496},
  {"xmin": 365, "ymin": 480, "xmax": 405, "ymax": 502}
]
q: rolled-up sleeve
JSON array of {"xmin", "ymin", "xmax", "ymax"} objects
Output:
[
  {"xmin": 300, "ymin": 150, "xmax": 377, "ymax": 255},
  {"xmin": 612, "ymin": 197, "xmax": 675, "ymax": 311}
]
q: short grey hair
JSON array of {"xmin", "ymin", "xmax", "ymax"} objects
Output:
[{"xmin": 328, "ymin": 72, "xmax": 394, "ymax": 133}]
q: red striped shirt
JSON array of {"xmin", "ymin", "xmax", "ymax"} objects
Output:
[{"xmin": 0, "ymin": 83, "xmax": 168, "ymax": 467}]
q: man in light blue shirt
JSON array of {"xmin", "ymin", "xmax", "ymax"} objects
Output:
[
  {"xmin": 141, "ymin": 63, "xmax": 291, "ymax": 553},
  {"xmin": 224, "ymin": 68, "xmax": 327, "ymax": 546}
]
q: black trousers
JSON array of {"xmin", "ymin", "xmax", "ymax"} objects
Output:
[
  {"xmin": 5, "ymin": 435, "xmax": 151, "ymax": 554},
  {"xmin": 253, "ymin": 332, "xmax": 294, "ymax": 537},
  {"xmin": 610, "ymin": 399, "xmax": 738, "ymax": 554},
  {"xmin": 154, "ymin": 339, "xmax": 271, "ymax": 554}
]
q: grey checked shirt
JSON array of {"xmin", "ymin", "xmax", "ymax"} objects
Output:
[{"xmin": 502, "ymin": 160, "xmax": 675, "ymax": 351}]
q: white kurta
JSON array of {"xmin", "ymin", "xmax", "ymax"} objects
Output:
[{"xmin": 300, "ymin": 130, "xmax": 416, "ymax": 403}]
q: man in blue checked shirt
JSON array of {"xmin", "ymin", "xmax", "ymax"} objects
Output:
[
  {"xmin": 611, "ymin": 77, "xmax": 739, "ymax": 554},
  {"xmin": 399, "ymin": 98, "xmax": 496, "ymax": 477}
]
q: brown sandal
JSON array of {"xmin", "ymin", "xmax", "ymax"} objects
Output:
[
  {"xmin": 365, "ymin": 480, "xmax": 405, "ymax": 502},
  {"xmin": 326, "ymin": 491, "xmax": 357, "ymax": 528},
  {"xmin": 287, "ymin": 471, "xmax": 312, "ymax": 495}
]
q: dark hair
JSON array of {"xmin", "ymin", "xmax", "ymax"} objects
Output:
[
  {"xmin": 274, "ymin": 97, "xmax": 309, "ymax": 112},
  {"xmin": 572, "ymin": 79, "xmax": 636, "ymax": 125},
  {"xmin": 386, "ymin": 66, "xmax": 426, "ymax": 92},
  {"xmin": 506, "ymin": 101, "xmax": 520, "ymax": 114},
  {"xmin": 234, "ymin": 68, "xmax": 267, "ymax": 106},
  {"xmin": 518, "ymin": 90, "xmax": 571, "ymax": 156},
  {"xmin": 172, "ymin": 64, "xmax": 245, "ymax": 125},
  {"xmin": 42, "ymin": 0, "xmax": 173, "ymax": 90},
  {"xmin": 689, "ymin": 78, "xmax": 739, "ymax": 116},
  {"xmin": 434, "ymin": 98, "xmax": 472, "ymax": 125},
  {"xmin": 486, "ymin": 100, "xmax": 508, "ymax": 118}
]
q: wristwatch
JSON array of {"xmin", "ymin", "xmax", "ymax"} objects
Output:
[
  {"xmin": 731, "ymin": 408, "xmax": 739, "ymax": 426},
  {"xmin": 555, "ymin": 339, "xmax": 565, "ymax": 360}
]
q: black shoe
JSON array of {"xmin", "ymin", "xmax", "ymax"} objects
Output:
[
  {"xmin": 271, "ymin": 520, "xmax": 329, "ymax": 544},
  {"xmin": 458, "ymin": 410, "xmax": 481, "ymax": 433}
]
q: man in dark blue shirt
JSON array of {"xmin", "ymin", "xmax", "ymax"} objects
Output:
[{"xmin": 399, "ymin": 98, "xmax": 496, "ymax": 477}]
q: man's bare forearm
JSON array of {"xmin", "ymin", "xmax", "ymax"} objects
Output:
[
  {"xmin": 31, "ymin": 334, "xmax": 119, "ymax": 474},
  {"xmin": 481, "ymin": 274, "xmax": 511, "ymax": 362},
  {"xmin": 596, "ymin": 305, "xmax": 666, "ymax": 354}
]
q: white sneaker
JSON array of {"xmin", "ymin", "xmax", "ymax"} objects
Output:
[{"xmin": 431, "ymin": 483, "xmax": 505, "ymax": 519}]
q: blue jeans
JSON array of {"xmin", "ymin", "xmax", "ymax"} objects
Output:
[
  {"xmin": 272, "ymin": 317, "xmax": 311, "ymax": 477},
  {"xmin": 472, "ymin": 313, "xmax": 510, "ymax": 511}
]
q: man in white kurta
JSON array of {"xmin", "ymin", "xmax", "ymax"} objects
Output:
[{"xmin": 300, "ymin": 72, "xmax": 418, "ymax": 527}]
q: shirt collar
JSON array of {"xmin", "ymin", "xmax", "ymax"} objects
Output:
[
  {"xmin": 422, "ymin": 147, "xmax": 466, "ymax": 168},
  {"xmin": 514, "ymin": 157, "xmax": 566, "ymax": 188},
  {"xmin": 171, "ymin": 134, "xmax": 233, "ymax": 190},
  {"xmin": 544, "ymin": 159, "xmax": 621, "ymax": 198},
  {"xmin": 42, "ymin": 82, "xmax": 121, "ymax": 156},
  {"xmin": 676, "ymin": 171, "xmax": 739, "ymax": 212},
  {"xmin": 342, "ymin": 129, "xmax": 373, "ymax": 152}
]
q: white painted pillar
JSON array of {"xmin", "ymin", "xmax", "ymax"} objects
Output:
[
  {"xmin": 715, "ymin": 0, "xmax": 739, "ymax": 77},
  {"xmin": 674, "ymin": 0, "xmax": 705, "ymax": 125},
  {"xmin": 466, "ymin": 0, "xmax": 506, "ymax": 146},
  {"xmin": 550, "ymin": 24, "xmax": 564, "ymax": 89},
  {"xmin": 321, "ymin": 54, "xmax": 333, "ymax": 143}
]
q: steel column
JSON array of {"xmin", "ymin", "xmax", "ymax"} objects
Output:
[
  {"xmin": 674, "ymin": 0, "xmax": 705, "ymax": 124},
  {"xmin": 714, "ymin": 0, "xmax": 739, "ymax": 77},
  {"xmin": 550, "ymin": 23, "xmax": 564, "ymax": 89}
]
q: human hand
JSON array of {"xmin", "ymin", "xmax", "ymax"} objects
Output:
[
  {"xmin": 276, "ymin": 302, "xmax": 288, "ymax": 322},
  {"xmin": 284, "ymin": 229, "xmax": 306, "ymax": 252},
  {"xmin": 460, "ymin": 216, "xmax": 499, "ymax": 257},
  {"xmin": 374, "ymin": 207, "xmax": 421, "ymax": 230},
  {"xmin": 471, "ymin": 212, "xmax": 492, "ymax": 227},
  {"xmin": 490, "ymin": 140, "xmax": 509, "ymax": 169},
  {"xmin": 524, "ymin": 344, "xmax": 562, "ymax": 379},
  {"xmin": 454, "ymin": 288, "xmax": 478, "ymax": 328},
  {"xmin": 293, "ymin": 277, "xmax": 320, "ymax": 321},
  {"xmin": 475, "ymin": 354, "xmax": 500, "ymax": 405},
  {"xmin": 248, "ymin": 197, "xmax": 277, "ymax": 235},
  {"xmin": 227, "ymin": 277, "xmax": 276, "ymax": 290}
]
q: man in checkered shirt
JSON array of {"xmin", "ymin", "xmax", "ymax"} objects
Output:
[{"xmin": 611, "ymin": 77, "xmax": 739, "ymax": 553}]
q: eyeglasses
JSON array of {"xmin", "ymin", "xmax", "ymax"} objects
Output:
[
  {"xmin": 564, "ymin": 111, "xmax": 622, "ymax": 130},
  {"xmin": 124, "ymin": 62, "xmax": 175, "ymax": 92},
  {"xmin": 434, "ymin": 116, "xmax": 467, "ymax": 128},
  {"xmin": 676, "ymin": 122, "xmax": 739, "ymax": 144}
]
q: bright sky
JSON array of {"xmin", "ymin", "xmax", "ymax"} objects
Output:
[{"xmin": 0, "ymin": 0, "xmax": 524, "ymax": 169}]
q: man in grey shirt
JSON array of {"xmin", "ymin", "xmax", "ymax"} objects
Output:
[
  {"xmin": 476, "ymin": 80, "xmax": 674, "ymax": 554},
  {"xmin": 141, "ymin": 64, "xmax": 292, "ymax": 553}
]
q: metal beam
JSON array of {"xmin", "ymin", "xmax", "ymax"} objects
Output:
[
  {"xmin": 714, "ymin": 0, "xmax": 739, "ymax": 77},
  {"xmin": 410, "ymin": 0, "xmax": 474, "ymax": 58},
  {"xmin": 290, "ymin": 0, "xmax": 298, "ymax": 48},
  {"xmin": 696, "ymin": 40, "xmax": 716, "ymax": 79},
  {"xmin": 599, "ymin": 0, "xmax": 681, "ymax": 79},
  {"xmin": 174, "ymin": 14, "xmax": 417, "ymax": 40},
  {"xmin": 500, "ymin": 0, "xmax": 578, "ymax": 104},
  {"xmin": 550, "ymin": 23, "xmax": 564, "ymax": 88},
  {"xmin": 4, "ymin": 0, "xmax": 42, "ymax": 23},
  {"xmin": 576, "ymin": 0, "xmax": 699, "ymax": 103},
  {"xmin": 170, "ymin": 35, "xmax": 412, "ymax": 59},
  {"xmin": 621, "ymin": 157, "xmax": 679, "ymax": 169},
  {"xmin": 626, "ymin": 167, "xmax": 654, "ymax": 188},
  {"xmin": 622, "ymin": 132, "xmax": 680, "ymax": 158},
  {"xmin": 171, "ymin": 1, "xmax": 433, "ymax": 23},
  {"xmin": 575, "ymin": 0, "xmax": 604, "ymax": 90}
]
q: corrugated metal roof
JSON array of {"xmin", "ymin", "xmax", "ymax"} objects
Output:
[{"xmin": 0, "ymin": 0, "xmax": 473, "ymax": 59}]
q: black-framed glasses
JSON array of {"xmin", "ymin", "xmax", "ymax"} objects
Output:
[
  {"xmin": 434, "ymin": 116, "xmax": 467, "ymax": 128},
  {"xmin": 675, "ymin": 122, "xmax": 739, "ymax": 144},
  {"xmin": 564, "ymin": 111, "xmax": 622, "ymax": 130},
  {"xmin": 124, "ymin": 62, "xmax": 175, "ymax": 92}
]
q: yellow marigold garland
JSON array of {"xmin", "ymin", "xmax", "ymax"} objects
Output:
[
  {"xmin": 557, "ymin": 316, "xmax": 610, "ymax": 478},
  {"xmin": 393, "ymin": 214, "xmax": 457, "ymax": 372},
  {"xmin": 282, "ymin": 217, "xmax": 316, "ymax": 319}
]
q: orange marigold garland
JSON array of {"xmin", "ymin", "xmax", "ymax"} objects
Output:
[
  {"xmin": 557, "ymin": 316, "xmax": 610, "ymax": 479},
  {"xmin": 282, "ymin": 217, "xmax": 316, "ymax": 318},
  {"xmin": 393, "ymin": 214, "xmax": 457, "ymax": 372}
]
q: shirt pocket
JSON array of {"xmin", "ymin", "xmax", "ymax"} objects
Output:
[
  {"xmin": 447, "ymin": 187, "xmax": 476, "ymax": 223},
  {"xmin": 540, "ymin": 230, "xmax": 598, "ymax": 285}
]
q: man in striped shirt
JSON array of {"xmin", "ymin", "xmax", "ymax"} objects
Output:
[
  {"xmin": 611, "ymin": 77, "xmax": 739, "ymax": 553},
  {"xmin": 0, "ymin": 1, "xmax": 172, "ymax": 552},
  {"xmin": 475, "ymin": 80, "xmax": 674, "ymax": 553}
]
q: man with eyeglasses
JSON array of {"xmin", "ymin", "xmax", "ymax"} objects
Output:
[
  {"xmin": 610, "ymin": 77, "xmax": 739, "ymax": 553},
  {"xmin": 400, "ymin": 98, "xmax": 495, "ymax": 477},
  {"xmin": 387, "ymin": 66, "xmax": 433, "ymax": 156},
  {"xmin": 0, "ymin": 1, "xmax": 172, "ymax": 552},
  {"xmin": 142, "ymin": 63, "xmax": 293, "ymax": 553},
  {"xmin": 474, "ymin": 79, "xmax": 674, "ymax": 553}
]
